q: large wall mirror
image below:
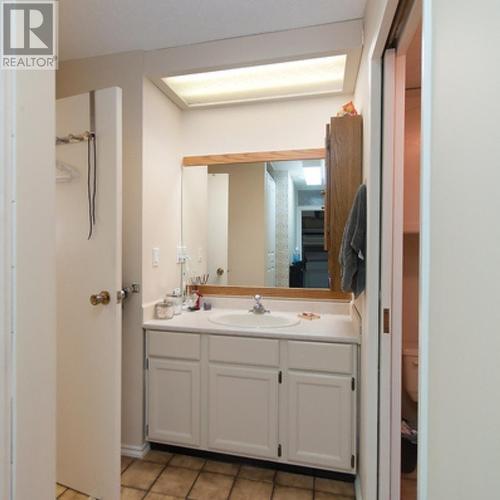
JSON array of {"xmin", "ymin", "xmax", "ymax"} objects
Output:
[
  {"xmin": 181, "ymin": 116, "xmax": 362, "ymax": 298},
  {"xmin": 183, "ymin": 157, "xmax": 329, "ymax": 291}
]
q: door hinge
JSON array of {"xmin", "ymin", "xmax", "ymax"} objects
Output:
[
  {"xmin": 145, "ymin": 424, "xmax": 149, "ymax": 437},
  {"xmin": 278, "ymin": 444, "xmax": 282, "ymax": 457},
  {"xmin": 145, "ymin": 358, "xmax": 149, "ymax": 370},
  {"xmin": 383, "ymin": 308, "xmax": 391, "ymax": 334},
  {"xmin": 351, "ymin": 454, "xmax": 356, "ymax": 469},
  {"xmin": 351, "ymin": 377, "xmax": 356, "ymax": 391},
  {"xmin": 278, "ymin": 371, "xmax": 282, "ymax": 384}
]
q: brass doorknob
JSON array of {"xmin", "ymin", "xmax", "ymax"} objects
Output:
[{"xmin": 90, "ymin": 290, "xmax": 111, "ymax": 306}]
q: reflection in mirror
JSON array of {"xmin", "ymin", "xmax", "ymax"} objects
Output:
[{"xmin": 182, "ymin": 159, "xmax": 328, "ymax": 289}]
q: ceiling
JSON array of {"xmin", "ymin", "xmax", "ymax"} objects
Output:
[
  {"xmin": 59, "ymin": 0, "xmax": 366, "ymax": 61},
  {"xmin": 270, "ymin": 160, "xmax": 325, "ymax": 190}
]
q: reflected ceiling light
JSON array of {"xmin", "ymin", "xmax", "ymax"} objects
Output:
[
  {"xmin": 303, "ymin": 166, "xmax": 323, "ymax": 186},
  {"xmin": 162, "ymin": 54, "xmax": 347, "ymax": 107}
]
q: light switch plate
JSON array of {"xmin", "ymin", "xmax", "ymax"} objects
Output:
[{"xmin": 152, "ymin": 247, "xmax": 160, "ymax": 267}]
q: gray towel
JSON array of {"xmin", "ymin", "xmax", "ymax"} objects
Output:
[{"xmin": 339, "ymin": 184, "xmax": 366, "ymax": 297}]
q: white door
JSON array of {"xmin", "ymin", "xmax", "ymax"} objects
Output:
[
  {"xmin": 208, "ymin": 364, "xmax": 279, "ymax": 459},
  {"xmin": 265, "ymin": 171, "xmax": 276, "ymax": 286},
  {"xmin": 56, "ymin": 88, "xmax": 122, "ymax": 500},
  {"xmin": 379, "ymin": 48, "xmax": 406, "ymax": 500},
  {"xmin": 287, "ymin": 372, "xmax": 353, "ymax": 470},
  {"xmin": 207, "ymin": 173, "xmax": 229, "ymax": 284},
  {"xmin": 148, "ymin": 358, "xmax": 201, "ymax": 446}
]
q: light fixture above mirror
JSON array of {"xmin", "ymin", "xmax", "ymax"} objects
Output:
[{"xmin": 162, "ymin": 54, "xmax": 347, "ymax": 108}]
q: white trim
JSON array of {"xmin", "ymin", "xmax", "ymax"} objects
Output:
[
  {"xmin": 378, "ymin": 48, "xmax": 396, "ymax": 500},
  {"xmin": 358, "ymin": 1, "xmax": 399, "ymax": 498},
  {"xmin": 418, "ymin": 1, "xmax": 432, "ymax": 499},
  {"xmin": 121, "ymin": 442, "xmax": 151, "ymax": 459},
  {"xmin": 0, "ymin": 69, "xmax": 15, "ymax": 500},
  {"xmin": 355, "ymin": 476, "xmax": 363, "ymax": 500}
]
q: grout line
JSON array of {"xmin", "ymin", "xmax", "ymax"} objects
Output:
[
  {"xmin": 144, "ymin": 459, "xmax": 171, "ymax": 496},
  {"xmin": 225, "ymin": 468, "xmax": 239, "ymax": 500},
  {"xmin": 185, "ymin": 467, "xmax": 204, "ymax": 500}
]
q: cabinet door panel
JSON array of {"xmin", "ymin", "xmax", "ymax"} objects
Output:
[
  {"xmin": 208, "ymin": 365, "xmax": 278, "ymax": 459},
  {"xmin": 148, "ymin": 358, "xmax": 200, "ymax": 446},
  {"xmin": 287, "ymin": 371, "xmax": 353, "ymax": 470}
]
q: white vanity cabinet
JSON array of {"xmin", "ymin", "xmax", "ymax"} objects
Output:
[
  {"xmin": 146, "ymin": 332, "xmax": 201, "ymax": 447},
  {"xmin": 285, "ymin": 341, "xmax": 356, "ymax": 470},
  {"xmin": 146, "ymin": 329, "xmax": 358, "ymax": 473},
  {"xmin": 207, "ymin": 335, "xmax": 280, "ymax": 459}
]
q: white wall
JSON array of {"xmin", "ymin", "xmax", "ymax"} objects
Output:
[
  {"xmin": 142, "ymin": 78, "xmax": 183, "ymax": 305},
  {"xmin": 182, "ymin": 167, "xmax": 208, "ymax": 279},
  {"xmin": 420, "ymin": 1, "xmax": 500, "ymax": 498},
  {"xmin": 182, "ymin": 95, "xmax": 349, "ymax": 155},
  {"xmin": 353, "ymin": 0, "xmax": 398, "ymax": 498},
  {"xmin": 57, "ymin": 52, "xmax": 146, "ymax": 449},
  {"xmin": 15, "ymin": 70, "xmax": 57, "ymax": 500}
]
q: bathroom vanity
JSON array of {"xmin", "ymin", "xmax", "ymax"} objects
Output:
[{"xmin": 143, "ymin": 299, "xmax": 360, "ymax": 475}]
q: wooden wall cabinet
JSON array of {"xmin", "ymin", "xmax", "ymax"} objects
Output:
[{"xmin": 325, "ymin": 116, "xmax": 363, "ymax": 291}]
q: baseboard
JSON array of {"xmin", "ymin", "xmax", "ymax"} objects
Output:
[
  {"xmin": 355, "ymin": 476, "xmax": 363, "ymax": 500},
  {"xmin": 121, "ymin": 442, "xmax": 150, "ymax": 459}
]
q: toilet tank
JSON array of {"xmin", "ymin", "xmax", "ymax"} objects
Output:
[{"xmin": 403, "ymin": 347, "xmax": 419, "ymax": 402}]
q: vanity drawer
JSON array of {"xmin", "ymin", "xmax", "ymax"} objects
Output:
[
  {"xmin": 287, "ymin": 341, "xmax": 353, "ymax": 374},
  {"xmin": 208, "ymin": 335, "xmax": 279, "ymax": 367},
  {"xmin": 147, "ymin": 330, "xmax": 201, "ymax": 360}
]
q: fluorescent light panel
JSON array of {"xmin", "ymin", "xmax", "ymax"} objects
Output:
[{"xmin": 163, "ymin": 55, "xmax": 347, "ymax": 107}]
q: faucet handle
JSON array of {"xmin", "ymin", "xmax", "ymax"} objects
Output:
[{"xmin": 254, "ymin": 294, "xmax": 262, "ymax": 303}]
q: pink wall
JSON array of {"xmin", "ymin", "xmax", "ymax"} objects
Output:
[{"xmin": 402, "ymin": 89, "xmax": 420, "ymax": 348}]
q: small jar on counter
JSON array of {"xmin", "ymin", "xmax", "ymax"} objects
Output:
[
  {"xmin": 155, "ymin": 300, "xmax": 174, "ymax": 320},
  {"xmin": 167, "ymin": 289, "xmax": 183, "ymax": 315}
]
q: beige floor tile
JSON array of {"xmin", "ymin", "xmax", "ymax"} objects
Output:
[
  {"xmin": 188, "ymin": 472, "xmax": 234, "ymax": 500},
  {"xmin": 56, "ymin": 483, "xmax": 68, "ymax": 497},
  {"xmin": 121, "ymin": 486, "xmax": 147, "ymax": 499},
  {"xmin": 151, "ymin": 466, "xmax": 199, "ymax": 497},
  {"xmin": 58, "ymin": 489, "xmax": 89, "ymax": 500},
  {"xmin": 143, "ymin": 493, "xmax": 180, "ymax": 500},
  {"xmin": 121, "ymin": 460, "xmax": 164, "ymax": 490},
  {"xmin": 121, "ymin": 456, "xmax": 135, "ymax": 472},
  {"xmin": 315, "ymin": 493, "xmax": 353, "ymax": 500},
  {"xmin": 275, "ymin": 471, "xmax": 313, "ymax": 490},
  {"xmin": 238, "ymin": 465, "xmax": 276, "ymax": 482},
  {"xmin": 230, "ymin": 478, "xmax": 273, "ymax": 500},
  {"xmin": 314, "ymin": 478, "xmax": 355, "ymax": 497},
  {"xmin": 203, "ymin": 460, "xmax": 240, "ymax": 476},
  {"xmin": 143, "ymin": 450, "xmax": 174, "ymax": 465},
  {"xmin": 169, "ymin": 454, "xmax": 206, "ymax": 470},
  {"xmin": 272, "ymin": 485, "xmax": 313, "ymax": 500}
]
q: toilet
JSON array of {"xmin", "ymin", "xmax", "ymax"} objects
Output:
[{"xmin": 403, "ymin": 346, "xmax": 419, "ymax": 402}]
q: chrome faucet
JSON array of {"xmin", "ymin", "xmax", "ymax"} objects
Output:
[{"xmin": 250, "ymin": 294, "xmax": 270, "ymax": 314}]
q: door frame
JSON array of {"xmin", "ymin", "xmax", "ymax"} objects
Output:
[
  {"xmin": 378, "ymin": 2, "xmax": 422, "ymax": 498},
  {"xmin": 0, "ymin": 68, "xmax": 15, "ymax": 500}
]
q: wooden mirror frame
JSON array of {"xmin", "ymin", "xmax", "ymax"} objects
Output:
[{"xmin": 182, "ymin": 145, "xmax": 358, "ymax": 301}]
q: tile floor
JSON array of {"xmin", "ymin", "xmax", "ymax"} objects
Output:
[{"xmin": 56, "ymin": 450, "xmax": 356, "ymax": 499}]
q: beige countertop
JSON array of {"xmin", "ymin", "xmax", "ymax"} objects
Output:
[{"xmin": 144, "ymin": 306, "xmax": 360, "ymax": 344}]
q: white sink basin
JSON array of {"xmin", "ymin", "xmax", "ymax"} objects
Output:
[{"xmin": 209, "ymin": 312, "xmax": 300, "ymax": 329}]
